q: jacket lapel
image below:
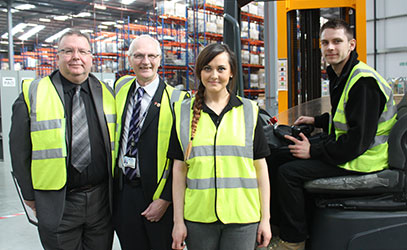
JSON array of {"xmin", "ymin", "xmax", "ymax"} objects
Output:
[
  {"xmin": 88, "ymin": 74, "xmax": 110, "ymax": 154},
  {"xmin": 121, "ymin": 80, "xmax": 137, "ymax": 126},
  {"xmin": 140, "ymin": 79, "xmax": 166, "ymax": 136},
  {"xmin": 51, "ymin": 71, "xmax": 67, "ymax": 147},
  {"xmin": 50, "ymin": 71, "xmax": 65, "ymax": 106}
]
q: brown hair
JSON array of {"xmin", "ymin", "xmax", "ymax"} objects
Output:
[
  {"xmin": 184, "ymin": 43, "xmax": 237, "ymax": 160},
  {"xmin": 320, "ymin": 19, "xmax": 354, "ymax": 41}
]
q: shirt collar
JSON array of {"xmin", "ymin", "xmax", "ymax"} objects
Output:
[
  {"xmin": 229, "ymin": 92, "xmax": 243, "ymax": 108},
  {"xmin": 201, "ymin": 92, "xmax": 243, "ymax": 114},
  {"xmin": 135, "ymin": 75, "xmax": 159, "ymax": 98},
  {"xmin": 60, "ymin": 74, "xmax": 89, "ymax": 94}
]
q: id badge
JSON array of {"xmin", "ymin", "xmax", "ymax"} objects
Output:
[{"xmin": 123, "ymin": 156, "xmax": 136, "ymax": 169}]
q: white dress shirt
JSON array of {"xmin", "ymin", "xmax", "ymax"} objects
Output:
[{"xmin": 118, "ymin": 76, "xmax": 160, "ymax": 175}]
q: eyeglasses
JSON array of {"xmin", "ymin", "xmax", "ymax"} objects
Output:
[
  {"xmin": 58, "ymin": 48, "xmax": 92, "ymax": 56},
  {"xmin": 132, "ymin": 53, "xmax": 160, "ymax": 61}
]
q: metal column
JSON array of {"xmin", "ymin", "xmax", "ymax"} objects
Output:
[
  {"xmin": 7, "ymin": 0, "xmax": 14, "ymax": 70},
  {"xmin": 264, "ymin": 1, "xmax": 278, "ymax": 116},
  {"xmin": 223, "ymin": 0, "xmax": 240, "ymax": 53}
]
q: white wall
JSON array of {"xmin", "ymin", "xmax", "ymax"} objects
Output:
[{"xmin": 366, "ymin": 0, "xmax": 407, "ymax": 79}]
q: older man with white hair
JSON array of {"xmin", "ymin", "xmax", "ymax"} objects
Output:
[{"xmin": 112, "ymin": 35, "xmax": 188, "ymax": 250}]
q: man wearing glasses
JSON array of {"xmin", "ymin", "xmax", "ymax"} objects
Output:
[
  {"xmin": 10, "ymin": 29, "xmax": 116, "ymax": 250},
  {"xmin": 113, "ymin": 35, "xmax": 187, "ymax": 250}
]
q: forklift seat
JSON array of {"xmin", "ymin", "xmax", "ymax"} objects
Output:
[
  {"xmin": 305, "ymin": 112, "xmax": 407, "ymax": 250},
  {"xmin": 304, "ymin": 112, "xmax": 407, "ymax": 200}
]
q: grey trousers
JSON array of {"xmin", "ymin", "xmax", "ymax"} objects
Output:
[
  {"xmin": 185, "ymin": 220, "xmax": 258, "ymax": 250},
  {"xmin": 38, "ymin": 183, "xmax": 113, "ymax": 250}
]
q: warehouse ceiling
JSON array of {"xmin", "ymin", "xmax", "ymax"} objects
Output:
[
  {"xmin": 0, "ymin": 0, "xmax": 159, "ymax": 54},
  {"xmin": 0, "ymin": 0, "xmax": 342, "ymax": 58}
]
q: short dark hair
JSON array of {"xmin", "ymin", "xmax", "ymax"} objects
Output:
[
  {"xmin": 57, "ymin": 29, "xmax": 92, "ymax": 48},
  {"xmin": 320, "ymin": 19, "xmax": 354, "ymax": 41},
  {"xmin": 195, "ymin": 43, "xmax": 237, "ymax": 91}
]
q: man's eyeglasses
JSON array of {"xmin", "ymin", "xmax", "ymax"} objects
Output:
[
  {"xmin": 58, "ymin": 49, "xmax": 92, "ymax": 56},
  {"xmin": 132, "ymin": 53, "xmax": 160, "ymax": 61}
]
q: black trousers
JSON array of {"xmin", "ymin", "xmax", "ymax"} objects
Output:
[
  {"xmin": 113, "ymin": 180, "xmax": 173, "ymax": 250},
  {"xmin": 38, "ymin": 183, "xmax": 113, "ymax": 250},
  {"xmin": 270, "ymin": 158, "xmax": 361, "ymax": 243}
]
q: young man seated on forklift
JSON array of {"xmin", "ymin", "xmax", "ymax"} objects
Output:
[{"xmin": 269, "ymin": 19, "xmax": 397, "ymax": 250}]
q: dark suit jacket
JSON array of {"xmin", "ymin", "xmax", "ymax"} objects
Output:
[
  {"xmin": 9, "ymin": 70, "xmax": 114, "ymax": 230},
  {"xmin": 115, "ymin": 78, "xmax": 172, "ymax": 202}
]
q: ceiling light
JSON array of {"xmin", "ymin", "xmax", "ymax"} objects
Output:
[
  {"xmin": 1, "ymin": 23, "xmax": 28, "ymax": 39},
  {"xmin": 0, "ymin": 41, "xmax": 8, "ymax": 44},
  {"xmin": 18, "ymin": 25, "xmax": 45, "ymax": 41},
  {"xmin": 98, "ymin": 25, "xmax": 108, "ymax": 29},
  {"xmin": 117, "ymin": 20, "xmax": 124, "ymax": 24},
  {"xmin": 81, "ymin": 29, "xmax": 94, "ymax": 33},
  {"xmin": 1, "ymin": 9, "xmax": 19, "ymax": 13},
  {"xmin": 121, "ymin": 0, "xmax": 135, "ymax": 5},
  {"xmin": 45, "ymin": 28, "xmax": 70, "ymax": 43},
  {"xmin": 74, "ymin": 12, "xmax": 91, "ymax": 18},
  {"xmin": 114, "ymin": 24, "xmax": 123, "ymax": 29},
  {"xmin": 94, "ymin": 4, "xmax": 107, "ymax": 10},
  {"xmin": 102, "ymin": 21, "xmax": 116, "ymax": 26},
  {"xmin": 39, "ymin": 18, "xmax": 51, "ymax": 22},
  {"xmin": 53, "ymin": 15, "xmax": 70, "ymax": 21},
  {"xmin": 15, "ymin": 4, "xmax": 36, "ymax": 10}
]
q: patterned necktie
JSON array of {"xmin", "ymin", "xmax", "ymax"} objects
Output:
[
  {"xmin": 125, "ymin": 87, "xmax": 145, "ymax": 179},
  {"xmin": 71, "ymin": 85, "xmax": 91, "ymax": 173}
]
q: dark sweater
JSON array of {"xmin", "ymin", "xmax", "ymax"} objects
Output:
[{"xmin": 310, "ymin": 51, "xmax": 386, "ymax": 166}]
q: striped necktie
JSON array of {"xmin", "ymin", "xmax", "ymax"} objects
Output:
[
  {"xmin": 125, "ymin": 87, "xmax": 145, "ymax": 179},
  {"xmin": 71, "ymin": 85, "xmax": 91, "ymax": 173}
]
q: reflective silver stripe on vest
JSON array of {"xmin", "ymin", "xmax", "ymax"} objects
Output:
[
  {"xmin": 333, "ymin": 121, "xmax": 347, "ymax": 131},
  {"xmin": 345, "ymin": 67, "xmax": 396, "ymax": 123},
  {"xmin": 32, "ymin": 148, "xmax": 64, "ymax": 160},
  {"xmin": 191, "ymin": 145, "xmax": 253, "ymax": 158},
  {"xmin": 115, "ymin": 76, "xmax": 135, "ymax": 96},
  {"xmin": 28, "ymin": 78, "xmax": 42, "ymax": 120},
  {"xmin": 187, "ymin": 177, "xmax": 258, "ymax": 189},
  {"xmin": 163, "ymin": 169, "xmax": 170, "ymax": 179},
  {"xmin": 111, "ymin": 141, "xmax": 115, "ymax": 150},
  {"xmin": 370, "ymin": 134, "xmax": 389, "ymax": 149},
  {"xmin": 241, "ymin": 98, "xmax": 254, "ymax": 159},
  {"xmin": 180, "ymin": 99, "xmax": 192, "ymax": 152},
  {"xmin": 106, "ymin": 114, "xmax": 117, "ymax": 124},
  {"xmin": 338, "ymin": 65, "xmax": 396, "ymax": 150},
  {"xmin": 179, "ymin": 98, "xmax": 254, "ymax": 159},
  {"xmin": 170, "ymin": 89, "xmax": 182, "ymax": 106},
  {"xmin": 31, "ymin": 119, "xmax": 62, "ymax": 131},
  {"xmin": 102, "ymin": 81, "xmax": 114, "ymax": 96}
]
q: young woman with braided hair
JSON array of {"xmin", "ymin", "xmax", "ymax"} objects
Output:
[{"xmin": 168, "ymin": 43, "xmax": 271, "ymax": 250}]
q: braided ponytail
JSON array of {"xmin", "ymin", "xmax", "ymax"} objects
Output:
[{"xmin": 184, "ymin": 84, "xmax": 205, "ymax": 160}]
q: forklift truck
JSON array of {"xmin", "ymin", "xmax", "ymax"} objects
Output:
[{"xmin": 225, "ymin": 1, "xmax": 407, "ymax": 249}]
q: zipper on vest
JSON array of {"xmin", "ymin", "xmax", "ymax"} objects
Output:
[{"xmin": 213, "ymin": 119, "xmax": 221, "ymax": 222}]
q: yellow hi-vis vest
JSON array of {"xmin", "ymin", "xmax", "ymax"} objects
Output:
[
  {"xmin": 114, "ymin": 76, "xmax": 187, "ymax": 200},
  {"xmin": 174, "ymin": 97, "xmax": 260, "ymax": 224},
  {"xmin": 332, "ymin": 62, "xmax": 397, "ymax": 172},
  {"xmin": 22, "ymin": 76, "xmax": 116, "ymax": 190}
]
